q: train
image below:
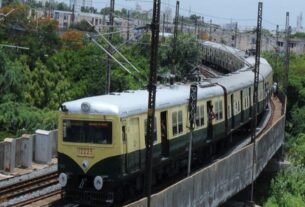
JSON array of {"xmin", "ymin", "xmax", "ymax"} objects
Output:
[{"xmin": 57, "ymin": 41, "xmax": 273, "ymax": 206}]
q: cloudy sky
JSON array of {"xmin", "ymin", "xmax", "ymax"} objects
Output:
[{"xmin": 86, "ymin": 0, "xmax": 304, "ymax": 30}]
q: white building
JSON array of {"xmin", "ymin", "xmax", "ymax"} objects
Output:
[{"xmin": 53, "ymin": 10, "xmax": 105, "ymax": 29}]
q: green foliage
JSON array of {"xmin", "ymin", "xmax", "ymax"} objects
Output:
[
  {"xmin": 0, "ymin": 102, "xmax": 58, "ymax": 140},
  {"xmin": 286, "ymin": 133, "xmax": 305, "ymax": 165},
  {"xmin": 264, "ymin": 166, "xmax": 305, "ymax": 207},
  {"xmin": 291, "ymin": 32, "xmax": 305, "ymax": 40},
  {"xmin": 70, "ymin": 20, "xmax": 94, "ymax": 32},
  {"xmin": 81, "ymin": 6, "xmax": 97, "ymax": 13},
  {"xmin": 0, "ymin": 2, "xmax": 193, "ymax": 139},
  {"xmin": 158, "ymin": 34, "xmax": 202, "ymax": 78},
  {"xmin": 262, "ymin": 52, "xmax": 305, "ymax": 206},
  {"xmin": 265, "ymin": 193, "xmax": 305, "ymax": 207},
  {"xmin": 0, "ymin": 49, "xmax": 31, "ymax": 102}
]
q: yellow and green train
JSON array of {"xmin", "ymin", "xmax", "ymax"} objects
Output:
[{"xmin": 57, "ymin": 42, "xmax": 273, "ymax": 205}]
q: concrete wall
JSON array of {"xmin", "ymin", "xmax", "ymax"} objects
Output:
[
  {"xmin": 50, "ymin": 130, "xmax": 58, "ymax": 158},
  {"xmin": 126, "ymin": 115, "xmax": 285, "ymax": 207},
  {"xmin": 15, "ymin": 138, "xmax": 22, "ymax": 167},
  {"xmin": 0, "ymin": 130, "xmax": 58, "ymax": 173},
  {"xmin": 0, "ymin": 142, "xmax": 4, "ymax": 171}
]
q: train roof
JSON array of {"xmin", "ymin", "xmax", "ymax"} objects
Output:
[
  {"xmin": 201, "ymin": 41, "xmax": 245, "ymax": 59},
  {"xmin": 210, "ymin": 56, "xmax": 272, "ymax": 92},
  {"xmin": 62, "ymin": 56, "xmax": 272, "ymax": 118}
]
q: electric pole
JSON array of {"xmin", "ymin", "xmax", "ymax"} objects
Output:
[
  {"xmin": 275, "ymin": 24, "xmax": 279, "ymax": 70},
  {"xmin": 172, "ymin": 0, "xmax": 179, "ymax": 76},
  {"xmin": 162, "ymin": 13, "xmax": 165, "ymax": 42},
  {"xmin": 209, "ymin": 19, "xmax": 212, "ymax": 41},
  {"xmin": 145, "ymin": 0, "xmax": 161, "ymax": 206},
  {"xmin": 250, "ymin": 2, "xmax": 263, "ymax": 205},
  {"xmin": 284, "ymin": 12, "xmax": 290, "ymax": 96},
  {"xmin": 234, "ymin": 22, "xmax": 238, "ymax": 48},
  {"xmin": 166, "ymin": 14, "xmax": 169, "ymax": 32},
  {"xmin": 194, "ymin": 18, "xmax": 197, "ymax": 38},
  {"xmin": 180, "ymin": 16, "xmax": 184, "ymax": 33},
  {"xmin": 275, "ymin": 24, "xmax": 279, "ymax": 53},
  {"xmin": 127, "ymin": 10, "xmax": 130, "ymax": 41},
  {"xmin": 71, "ymin": 4, "xmax": 75, "ymax": 25},
  {"xmin": 105, "ymin": 0, "xmax": 115, "ymax": 94}
]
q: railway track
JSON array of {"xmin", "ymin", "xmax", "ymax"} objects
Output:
[{"xmin": 0, "ymin": 171, "xmax": 61, "ymax": 207}]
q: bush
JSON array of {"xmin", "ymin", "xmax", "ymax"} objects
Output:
[
  {"xmin": 0, "ymin": 102, "xmax": 58, "ymax": 140},
  {"xmin": 264, "ymin": 166, "xmax": 305, "ymax": 206}
]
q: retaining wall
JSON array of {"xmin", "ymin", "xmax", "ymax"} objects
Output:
[{"xmin": 126, "ymin": 115, "xmax": 285, "ymax": 207}]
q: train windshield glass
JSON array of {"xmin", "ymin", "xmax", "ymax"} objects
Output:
[{"xmin": 63, "ymin": 120, "xmax": 112, "ymax": 144}]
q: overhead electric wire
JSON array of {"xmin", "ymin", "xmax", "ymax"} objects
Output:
[
  {"xmin": 88, "ymin": 34, "xmax": 132, "ymax": 74},
  {"xmin": 86, "ymin": 19, "xmax": 142, "ymax": 74}
]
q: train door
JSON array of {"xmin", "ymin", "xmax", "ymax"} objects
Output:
[
  {"xmin": 160, "ymin": 111, "xmax": 169, "ymax": 158},
  {"xmin": 207, "ymin": 101, "xmax": 213, "ymax": 141},
  {"xmin": 231, "ymin": 94, "xmax": 235, "ymax": 129},
  {"xmin": 127, "ymin": 117, "xmax": 141, "ymax": 171},
  {"xmin": 241, "ymin": 90, "xmax": 244, "ymax": 122}
]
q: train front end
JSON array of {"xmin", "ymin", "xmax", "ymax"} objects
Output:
[{"xmin": 57, "ymin": 101, "xmax": 124, "ymax": 205}]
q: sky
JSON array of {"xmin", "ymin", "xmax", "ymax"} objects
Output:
[{"xmin": 75, "ymin": 0, "xmax": 305, "ymax": 30}]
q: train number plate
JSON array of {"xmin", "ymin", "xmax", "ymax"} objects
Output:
[{"xmin": 77, "ymin": 147, "xmax": 94, "ymax": 157}]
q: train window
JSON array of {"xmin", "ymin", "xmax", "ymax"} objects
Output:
[
  {"xmin": 215, "ymin": 100, "xmax": 223, "ymax": 121},
  {"xmin": 63, "ymin": 120, "xmax": 112, "ymax": 144},
  {"xmin": 172, "ymin": 110, "xmax": 183, "ymax": 136},
  {"xmin": 195, "ymin": 105, "xmax": 204, "ymax": 127},
  {"xmin": 178, "ymin": 111, "xmax": 183, "ymax": 133},
  {"xmin": 195, "ymin": 107, "xmax": 200, "ymax": 127},
  {"xmin": 200, "ymin": 105, "xmax": 204, "ymax": 126},
  {"xmin": 144, "ymin": 118, "xmax": 157, "ymax": 143},
  {"xmin": 227, "ymin": 105, "xmax": 231, "ymax": 118},
  {"xmin": 172, "ymin": 112, "xmax": 178, "ymax": 136}
]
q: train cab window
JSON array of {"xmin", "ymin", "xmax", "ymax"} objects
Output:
[
  {"xmin": 63, "ymin": 120, "xmax": 112, "ymax": 144},
  {"xmin": 144, "ymin": 118, "xmax": 157, "ymax": 143},
  {"xmin": 172, "ymin": 110, "xmax": 183, "ymax": 136},
  {"xmin": 195, "ymin": 105, "xmax": 205, "ymax": 127}
]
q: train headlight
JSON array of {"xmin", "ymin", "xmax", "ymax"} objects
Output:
[
  {"xmin": 82, "ymin": 160, "xmax": 89, "ymax": 169},
  {"xmin": 59, "ymin": 173, "xmax": 68, "ymax": 187},
  {"xmin": 94, "ymin": 176, "xmax": 104, "ymax": 191}
]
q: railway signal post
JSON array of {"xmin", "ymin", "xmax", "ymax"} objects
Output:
[
  {"xmin": 187, "ymin": 84, "xmax": 198, "ymax": 176},
  {"xmin": 145, "ymin": 0, "xmax": 161, "ymax": 206}
]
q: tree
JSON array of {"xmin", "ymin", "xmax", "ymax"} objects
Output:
[
  {"xmin": 100, "ymin": 7, "xmax": 111, "ymax": 15},
  {"xmin": 61, "ymin": 29, "xmax": 84, "ymax": 50},
  {"xmin": 264, "ymin": 166, "xmax": 305, "ymax": 206},
  {"xmin": 158, "ymin": 34, "xmax": 202, "ymax": 78},
  {"xmin": 190, "ymin": 14, "xmax": 201, "ymax": 22},
  {"xmin": 27, "ymin": 59, "xmax": 54, "ymax": 108},
  {"xmin": 57, "ymin": 2, "xmax": 71, "ymax": 11},
  {"xmin": 70, "ymin": 20, "xmax": 94, "ymax": 32},
  {"xmin": 0, "ymin": 50, "xmax": 30, "ymax": 103}
]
